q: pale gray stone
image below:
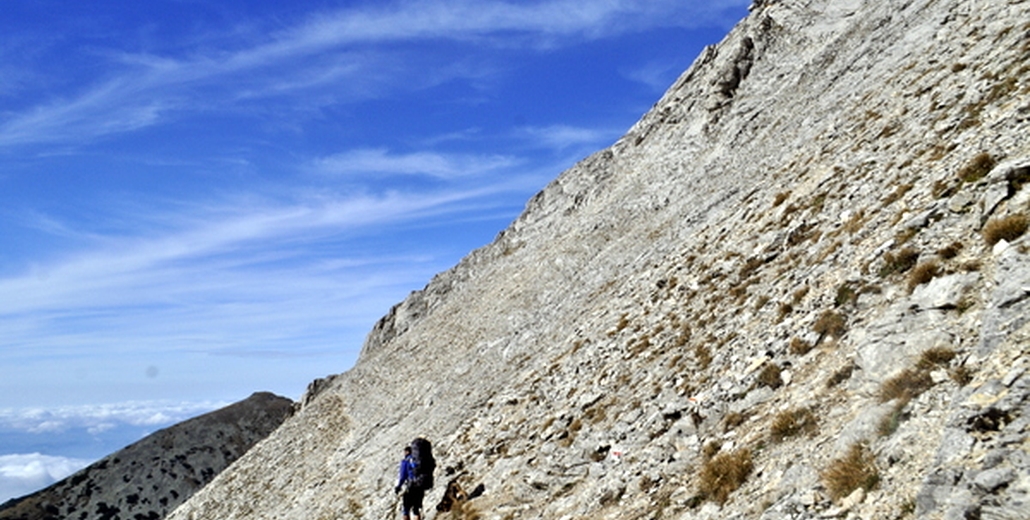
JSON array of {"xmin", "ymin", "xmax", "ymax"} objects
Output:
[
  {"xmin": 155, "ymin": 1, "xmax": 1030, "ymax": 519},
  {"xmin": 973, "ymin": 468, "xmax": 1016, "ymax": 494}
]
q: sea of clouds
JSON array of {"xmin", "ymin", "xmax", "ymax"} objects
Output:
[
  {"xmin": 0, "ymin": 453, "xmax": 92, "ymax": 504},
  {"xmin": 0, "ymin": 400, "xmax": 227, "ymax": 503}
]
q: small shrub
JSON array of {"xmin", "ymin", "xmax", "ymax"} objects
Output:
[
  {"xmin": 757, "ymin": 363, "xmax": 783, "ymax": 389},
  {"xmin": 770, "ymin": 407, "xmax": 818, "ymax": 441},
  {"xmin": 961, "ymin": 259, "xmax": 983, "ymax": 272},
  {"xmin": 826, "ymin": 361, "xmax": 856, "ymax": 388},
  {"xmin": 949, "ymin": 365, "xmax": 974, "ymax": 386},
  {"xmin": 777, "ymin": 302, "xmax": 794, "ymax": 322},
  {"xmin": 821, "ymin": 444, "xmax": 880, "ymax": 501},
  {"xmin": 789, "ymin": 337, "xmax": 813, "ymax": 356},
  {"xmin": 695, "ymin": 345, "xmax": 713, "ymax": 370},
  {"xmin": 877, "ymin": 401, "xmax": 907, "ymax": 437},
  {"xmin": 878, "ymin": 368, "xmax": 933, "ymax": 402},
  {"xmin": 956, "ymin": 296, "xmax": 975, "ymax": 314},
  {"xmin": 907, "ymin": 260, "xmax": 940, "ymax": 292},
  {"xmin": 754, "ymin": 295, "xmax": 770, "ymax": 310},
  {"xmin": 982, "ymin": 214, "xmax": 1028, "ymax": 245},
  {"xmin": 835, "ymin": 282, "xmax": 858, "ymax": 307},
  {"xmin": 917, "ymin": 347, "xmax": 957, "ymax": 370},
  {"xmin": 937, "ymin": 241, "xmax": 963, "ymax": 259},
  {"xmin": 701, "ymin": 440, "xmax": 722, "ymax": 460},
  {"xmin": 449, "ymin": 500, "xmax": 484, "ymax": 520},
  {"xmin": 813, "ymin": 310, "xmax": 847, "ymax": 339},
  {"xmin": 676, "ymin": 325, "xmax": 692, "ymax": 348},
  {"xmin": 630, "ymin": 335, "xmax": 652, "ymax": 356},
  {"xmin": 842, "ymin": 209, "xmax": 867, "ymax": 235},
  {"xmin": 740, "ymin": 257, "xmax": 765, "ymax": 279},
  {"xmin": 957, "ymin": 152, "xmax": 996, "ymax": 183},
  {"xmin": 723, "ymin": 411, "xmax": 748, "ymax": 432},
  {"xmin": 792, "ymin": 286, "xmax": 809, "ymax": 304},
  {"xmin": 698, "ymin": 448, "xmax": 753, "ymax": 505},
  {"xmin": 932, "ymin": 179, "xmax": 957, "ymax": 198},
  {"xmin": 882, "ymin": 183, "xmax": 913, "ymax": 206},
  {"xmin": 894, "ymin": 227, "xmax": 918, "ymax": 245},
  {"xmin": 810, "ymin": 192, "xmax": 828, "ymax": 212},
  {"xmin": 879, "ymin": 247, "xmax": 920, "ymax": 277},
  {"xmin": 773, "ymin": 191, "xmax": 790, "ymax": 207}
]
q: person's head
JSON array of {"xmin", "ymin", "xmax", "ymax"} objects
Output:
[{"xmin": 403, "ymin": 446, "xmax": 411, "ymax": 456}]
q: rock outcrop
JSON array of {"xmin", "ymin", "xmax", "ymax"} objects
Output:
[
  {"xmin": 0, "ymin": 392, "xmax": 293, "ymax": 520},
  {"xmin": 170, "ymin": 0, "xmax": 1029, "ymax": 518}
]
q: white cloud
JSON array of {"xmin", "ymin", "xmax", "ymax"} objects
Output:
[
  {"xmin": 0, "ymin": 188, "xmax": 509, "ymax": 319},
  {"xmin": 518, "ymin": 124, "xmax": 618, "ymax": 151},
  {"xmin": 623, "ymin": 60, "xmax": 685, "ymax": 92},
  {"xmin": 0, "ymin": 453, "xmax": 92, "ymax": 503},
  {"xmin": 0, "ymin": 401, "xmax": 227, "ymax": 435},
  {"xmin": 0, "ymin": 0, "xmax": 748, "ymax": 148},
  {"xmin": 0, "ymin": 180, "xmax": 536, "ymax": 369},
  {"xmin": 313, "ymin": 148, "xmax": 518, "ymax": 179},
  {"xmin": 277, "ymin": 0, "xmax": 748, "ymax": 47}
]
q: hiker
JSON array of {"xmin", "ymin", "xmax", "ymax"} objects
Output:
[
  {"xmin": 395, "ymin": 438, "xmax": 435, "ymax": 520},
  {"xmin": 395, "ymin": 446, "xmax": 424, "ymax": 520}
]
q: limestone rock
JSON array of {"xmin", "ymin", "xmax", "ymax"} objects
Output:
[{"xmin": 163, "ymin": 0, "xmax": 1030, "ymax": 519}]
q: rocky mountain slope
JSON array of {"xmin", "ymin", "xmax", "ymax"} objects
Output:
[
  {"xmin": 0, "ymin": 392, "xmax": 293, "ymax": 520},
  {"xmin": 169, "ymin": 0, "xmax": 1029, "ymax": 518}
]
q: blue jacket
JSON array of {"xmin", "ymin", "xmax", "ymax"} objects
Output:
[{"xmin": 397, "ymin": 455, "xmax": 415, "ymax": 489}]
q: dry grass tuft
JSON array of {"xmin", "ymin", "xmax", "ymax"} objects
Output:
[
  {"xmin": 917, "ymin": 347, "xmax": 957, "ymax": 370},
  {"xmin": 882, "ymin": 183, "xmax": 913, "ymax": 206},
  {"xmin": 937, "ymin": 241, "xmax": 963, "ymax": 259},
  {"xmin": 878, "ymin": 368, "xmax": 933, "ymax": 402},
  {"xmin": 777, "ymin": 302, "xmax": 794, "ymax": 322},
  {"xmin": 792, "ymin": 286, "xmax": 809, "ymax": 304},
  {"xmin": 698, "ymin": 448, "xmax": 753, "ymax": 505},
  {"xmin": 983, "ymin": 214, "xmax": 1028, "ymax": 245},
  {"xmin": 821, "ymin": 444, "xmax": 879, "ymax": 501},
  {"xmin": 770, "ymin": 407, "xmax": 818, "ymax": 441},
  {"xmin": 446, "ymin": 500, "xmax": 484, "ymax": 520},
  {"xmin": 907, "ymin": 260, "xmax": 940, "ymax": 292},
  {"xmin": 789, "ymin": 337, "xmax": 813, "ymax": 356},
  {"xmin": 694, "ymin": 344, "xmax": 713, "ymax": 370},
  {"xmin": 723, "ymin": 411, "xmax": 748, "ymax": 432},
  {"xmin": 880, "ymin": 247, "xmax": 920, "ymax": 277},
  {"xmin": 834, "ymin": 282, "xmax": 858, "ymax": 308},
  {"xmin": 813, "ymin": 310, "xmax": 847, "ymax": 339},
  {"xmin": 957, "ymin": 152, "xmax": 996, "ymax": 183},
  {"xmin": 756, "ymin": 363, "xmax": 783, "ymax": 389},
  {"xmin": 877, "ymin": 400, "xmax": 908, "ymax": 437},
  {"xmin": 701, "ymin": 440, "xmax": 722, "ymax": 461},
  {"xmin": 826, "ymin": 361, "xmax": 856, "ymax": 388}
]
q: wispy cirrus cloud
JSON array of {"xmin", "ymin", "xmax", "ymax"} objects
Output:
[
  {"xmin": 0, "ymin": 178, "xmax": 537, "ymax": 368},
  {"xmin": 312, "ymin": 148, "xmax": 519, "ymax": 179},
  {"xmin": 0, "ymin": 0, "xmax": 748, "ymax": 148},
  {"xmin": 517, "ymin": 124, "xmax": 620, "ymax": 151},
  {"xmin": 0, "ymin": 189, "xmax": 497, "ymax": 317}
]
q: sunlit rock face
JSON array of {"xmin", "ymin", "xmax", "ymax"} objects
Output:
[
  {"xmin": 0, "ymin": 392, "xmax": 293, "ymax": 520},
  {"xmin": 169, "ymin": 0, "xmax": 1030, "ymax": 518}
]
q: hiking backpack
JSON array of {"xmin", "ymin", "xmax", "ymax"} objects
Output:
[{"xmin": 409, "ymin": 437, "xmax": 435, "ymax": 490}]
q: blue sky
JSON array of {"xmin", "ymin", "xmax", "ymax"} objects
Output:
[{"xmin": 0, "ymin": 0, "xmax": 748, "ymax": 500}]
